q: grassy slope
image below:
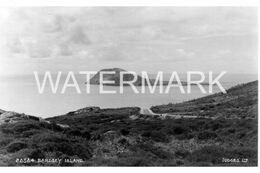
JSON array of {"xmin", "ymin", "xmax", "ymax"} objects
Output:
[{"xmin": 151, "ymin": 81, "xmax": 258, "ymax": 119}]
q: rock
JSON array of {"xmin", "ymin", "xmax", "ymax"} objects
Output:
[
  {"xmin": 0, "ymin": 112, "xmax": 24, "ymax": 125},
  {"xmin": 73, "ymin": 106, "xmax": 101, "ymax": 115},
  {"xmin": 0, "ymin": 111, "xmax": 39, "ymax": 125}
]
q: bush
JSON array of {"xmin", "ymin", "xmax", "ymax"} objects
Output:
[
  {"xmin": 80, "ymin": 130, "xmax": 91, "ymax": 140},
  {"xmin": 1, "ymin": 120, "xmax": 40, "ymax": 134},
  {"xmin": 28, "ymin": 149, "xmax": 45, "ymax": 159},
  {"xmin": 150, "ymin": 131, "xmax": 169, "ymax": 142},
  {"xmin": 141, "ymin": 131, "xmax": 151, "ymax": 138},
  {"xmin": 0, "ymin": 136, "xmax": 13, "ymax": 147},
  {"xmin": 211, "ymin": 122, "xmax": 223, "ymax": 131},
  {"xmin": 64, "ymin": 128, "xmax": 91, "ymax": 140},
  {"xmin": 34, "ymin": 134, "xmax": 92, "ymax": 159},
  {"xmin": 22, "ymin": 129, "xmax": 41, "ymax": 137},
  {"xmin": 197, "ymin": 131, "xmax": 218, "ymax": 140},
  {"xmin": 135, "ymin": 143, "xmax": 172, "ymax": 159},
  {"xmin": 40, "ymin": 122, "xmax": 63, "ymax": 131},
  {"xmin": 118, "ymin": 138, "xmax": 129, "ymax": 146},
  {"xmin": 66, "ymin": 129, "xmax": 82, "ymax": 136},
  {"xmin": 141, "ymin": 130, "xmax": 169, "ymax": 142},
  {"xmin": 120, "ymin": 129, "xmax": 130, "ymax": 136},
  {"xmin": 175, "ymin": 149, "xmax": 190, "ymax": 159},
  {"xmin": 173, "ymin": 126, "xmax": 187, "ymax": 135},
  {"xmin": 7, "ymin": 141, "xmax": 27, "ymax": 152},
  {"xmin": 32, "ymin": 132, "xmax": 68, "ymax": 143}
]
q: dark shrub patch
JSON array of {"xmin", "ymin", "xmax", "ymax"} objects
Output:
[
  {"xmin": 211, "ymin": 122, "xmax": 223, "ymax": 131},
  {"xmin": 118, "ymin": 138, "xmax": 129, "ymax": 146},
  {"xmin": 0, "ymin": 136, "xmax": 13, "ymax": 147},
  {"xmin": 71, "ymin": 143, "xmax": 92, "ymax": 159},
  {"xmin": 237, "ymin": 132, "xmax": 246, "ymax": 139},
  {"xmin": 1, "ymin": 120, "xmax": 40, "ymax": 134},
  {"xmin": 141, "ymin": 131, "xmax": 151, "ymax": 138},
  {"xmin": 175, "ymin": 149, "xmax": 190, "ymax": 159},
  {"xmin": 175, "ymin": 132, "xmax": 194, "ymax": 140},
  {"xmin": 7, "ymin": 141, "xmax": 28, "ymax": 152},
  {"xmin": 197, "ymin": 131, "xmax": 218, "ymax": 140},
  {"xmin": 120, "ymin": 129, "xmax": 130, "ymax": 136},
  {"xmin": 28, "ymin": 149, "xmax": 45, "ymax": 159},
  {"xmin": 22, "ymin": 129, "xmax": 41, "ymax": 137},
  {"xmin": 173, "ymin": 126, "xmax": 187, "ymax": 135},
  {"xmin": 32, "ymin": 132, "xmax": 68, "ymax": 143},
  {"xmin": 80, "ymin": 130, "xmax": 91, "ymax": 140},
  {"xmin": 40, "ymin": 122, "xmax": 63, "ymax": 131},
  {"xmin": 227, "ymin": 128, "xmax": 236, "ymax": 133},
  {"xmin": 150, "ymin": 131, "xmax": 169, "ymax": 142},
  {"xmin": 66, "ymin": 129, "xmax": 82, "ymax": 136},
  {"xmin": 135, "ymin": 143, "xmax": 172, "ymax": 159}
]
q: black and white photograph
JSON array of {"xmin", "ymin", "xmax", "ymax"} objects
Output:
[{"xmin": 0, "ymin": 3, "xmax": 258, "ymax": 167}]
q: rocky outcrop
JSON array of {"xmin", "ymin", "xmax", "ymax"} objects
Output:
[
  {"xmin": 66, "ymin": 106, "xmax": 101, "ymax": 116},
  {"xmin": 0, "ymin": 111, "xmax": 39, "ymax": 125},
  {"xmin": 0, "ymin": 109, "xmax": 5, "ymax": 114}
]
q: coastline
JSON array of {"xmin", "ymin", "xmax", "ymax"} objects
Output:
[{"xmin": 0, "ymin": 80, "xmax": 258, "ymax": 166}]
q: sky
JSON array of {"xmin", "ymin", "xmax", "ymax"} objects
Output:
[{"xmin": 0, "ymin": 7, "xmax": 258, "ymax": 75}]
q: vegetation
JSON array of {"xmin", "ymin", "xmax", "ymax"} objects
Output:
[
  {"xmin": 0, "ymin": 81, "xmax": 258, "ymax": 166},
  {"xmin": 151, "ymin": 81, "xmax": 258, "ymax": 119}
]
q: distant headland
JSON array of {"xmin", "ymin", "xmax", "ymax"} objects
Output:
[{"xmin": 87, "ymin": 67, "xmax": 211, "ymax": 87}]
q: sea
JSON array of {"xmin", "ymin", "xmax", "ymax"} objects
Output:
[{"xmin": 0, "ymin": 73, "xmax": 257, "ymax": 118}]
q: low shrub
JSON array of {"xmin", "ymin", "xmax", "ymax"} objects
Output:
[
  {"xmin": 28, "ymin": 149, "xmax": 45, "ymax": 159},
  {"xmin": 175, "ymin": 149, "xmax": 190, "ymax": 159},
  {"xmin": 80, "ymin": 130, "xmax": 91, "ymax": 140},
  {"xmin": 1, "ymin": 120, "xmax": 40, "ymax": 134},
  {"xmin": 120, "ymin": 129, "xmax": 130, "ymax": 136},
  {"xmin": 134, "ymin": 143, "xmax": 173, "ymax": 159},
  {"xmin": 150, "ymin": 131, "xmax": 169, "ymax": 142},
  {"xmin": 0, "ymin": 136, "xmax": 13, "ymax": 147},
  {"xmin": 32, "ymin": 132, "xmax": 68, "ymax": 143},
  {"xmin": 22, "ymin": 129, "xmax": 41, "ymax": 137},
  {"xmin": 39, "ymin": 122, "xmax": 63, "ymax": 132},
  {"xmin": 118, "ymin": 138, "xmax": 129, "ymax": 146},
  {"xmin": 7, "ymin": 141, "xmax": 28, "ymax": 153},
  {"xmin": 141, "ymin": 130, "xmax": 169, "ymax": 142},
  {"xmin": 173, "ymin": 126, "xmax": 187, "ymax": 135},
  {"xmin": 197, "ymin": 131, "xmax": 218, "ymax": 140}
]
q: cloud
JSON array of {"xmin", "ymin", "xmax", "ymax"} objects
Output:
[{"xmin": 0, "ymin": 7, "xmax": 257, "ymax": 75}]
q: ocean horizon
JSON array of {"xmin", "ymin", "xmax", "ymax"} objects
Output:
[{"xmin": 0, "ymin": 73, "xmax": 257, "ymax": 118}]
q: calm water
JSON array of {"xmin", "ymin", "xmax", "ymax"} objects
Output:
[{"xmin": 0, "ymin": 73, "xmax": 257, "ymax": 118}]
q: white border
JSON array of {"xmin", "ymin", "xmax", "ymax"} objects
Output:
[
  {"xmin": 0, "ymin": 0, "xmax": 258, "ymax": 6},
  {"xmin": 0, "ymin": 0, "xmax": 259, "ymax": 172}
]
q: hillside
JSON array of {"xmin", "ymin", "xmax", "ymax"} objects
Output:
[
  {"xmin": 151, "ymin": 81, "xmax": 258, "ymax": 119},
  {"xmin": 0, "ymin": 81, "xmax": 258, "ymax": 166}
]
